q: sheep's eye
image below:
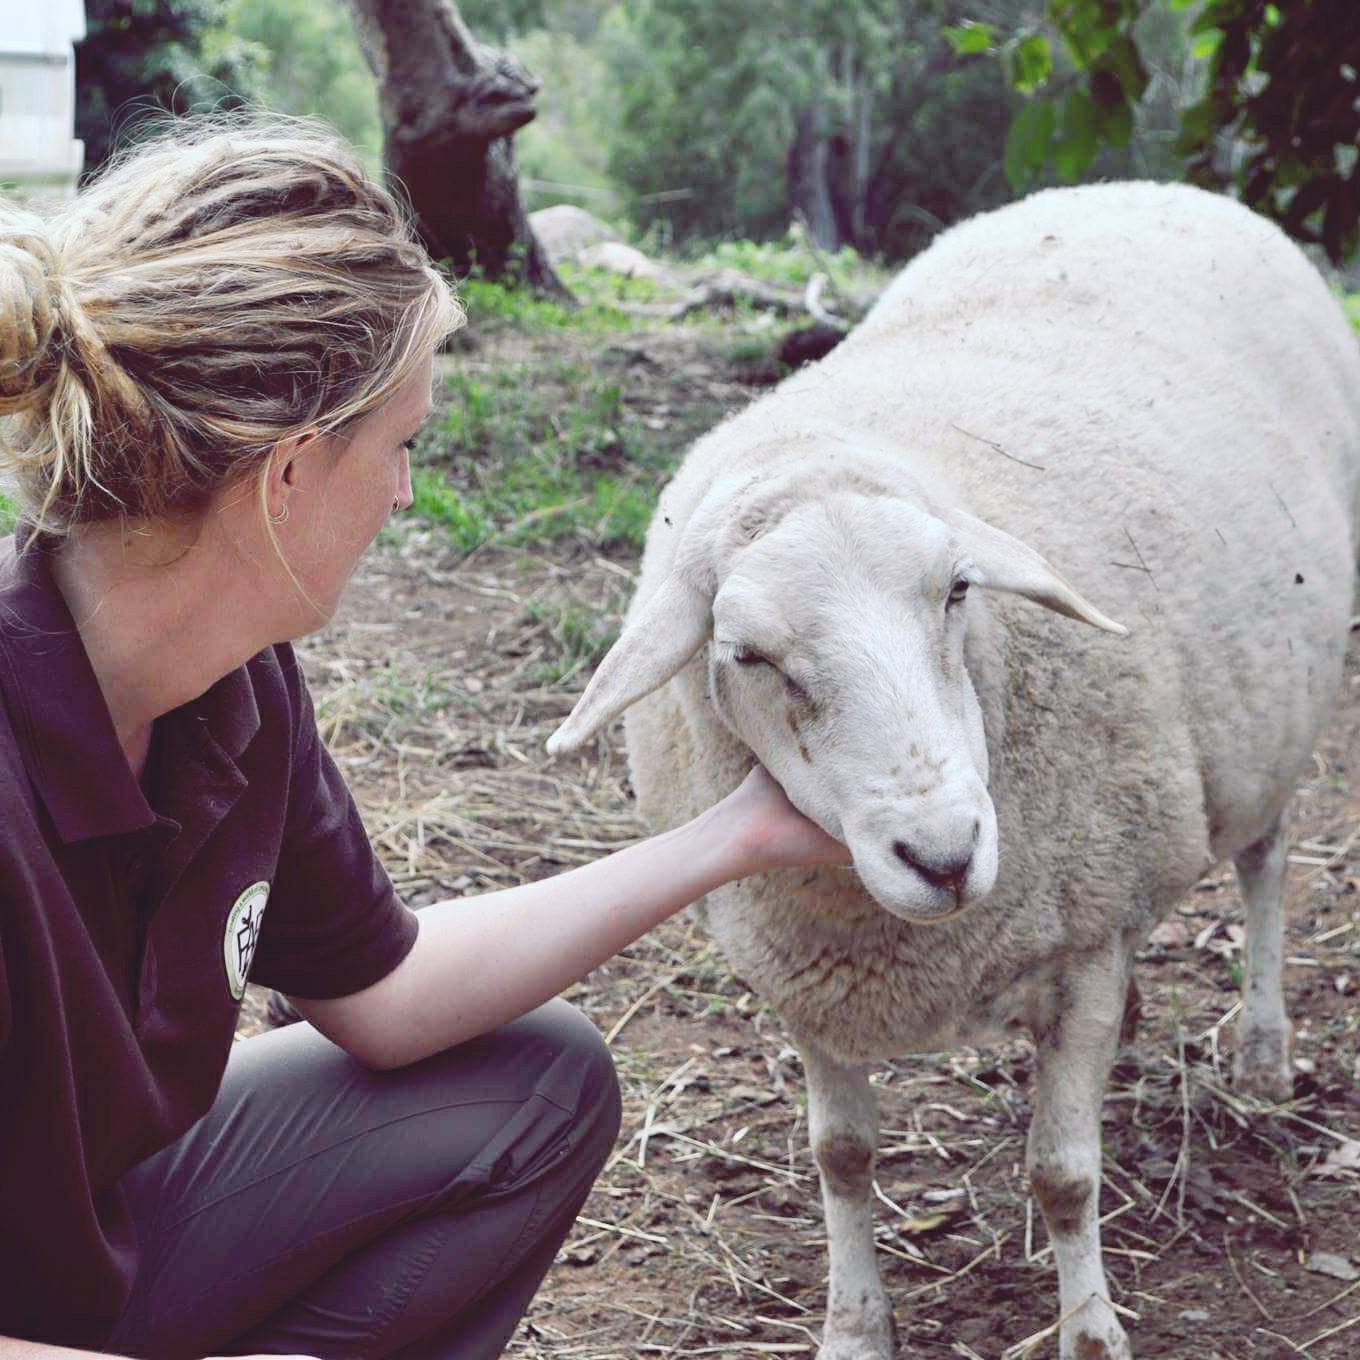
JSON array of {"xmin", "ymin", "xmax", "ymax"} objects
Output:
[
  {"xmin": 733, "ymin": 647, "xmax": 771, "ymax": 667},
  {"xmin": 947, "ymin": 577, "xmax": 970, "ymax": 607}
]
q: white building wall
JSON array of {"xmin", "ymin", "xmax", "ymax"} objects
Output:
[{"xmin": 0, "ymin": 0, "xmax": 86, "ymax": 189}]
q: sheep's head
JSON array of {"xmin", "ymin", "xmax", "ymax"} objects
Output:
[{"xmin": 547, "ymin": 479, "xmax": 1125, "ymax": 923}]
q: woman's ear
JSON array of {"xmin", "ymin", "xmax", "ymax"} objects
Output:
[{"xmin": 264, "ymin": 428, "xmax": 324, "ymax": 519}]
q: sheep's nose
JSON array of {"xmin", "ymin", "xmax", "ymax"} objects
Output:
[{"xmin": 892, "ymin": 821, "xmax": 979, "ymax": 894}]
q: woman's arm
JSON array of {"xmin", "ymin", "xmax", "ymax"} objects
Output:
[{"xmin": 288, "ymin": 767, "xmax": 848, "ymax": 1069}]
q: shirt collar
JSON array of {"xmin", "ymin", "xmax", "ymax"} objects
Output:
[{"xmin": 0, "ymin": 529, "xmax": 262, "ymax": 844}]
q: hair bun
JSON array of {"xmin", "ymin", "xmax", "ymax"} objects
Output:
[{"xmin": 0, "ymin": 215, "xmax": 62, "ymax": 411}]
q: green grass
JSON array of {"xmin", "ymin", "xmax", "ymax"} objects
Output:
[
  {"xmin": 522, "ymin": 596, "xmax": 623, "ymax": 686},
  {"xmin": 1343, "ymin": 291, "xmax": 1360, "ymax": 336},
  {"xmin": 409, "ymin": 362, "xmax": 681, "ymax": 554},
  {"xmin": 455, "ymin": 262, "xmax": 674, "ymax": 336},
  {"xmin": 695, "ymin": 229, "xmax": 868, "ymax": 290}
]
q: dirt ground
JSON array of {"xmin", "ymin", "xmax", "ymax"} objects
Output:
[{"xmin": 238, "ymin": 330, "xmax": 1360, "ymax": 1360}]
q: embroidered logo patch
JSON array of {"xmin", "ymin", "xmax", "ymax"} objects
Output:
[{"xmin": 224, "ymin": 880, "xmax": 270, "ymax": 1002}]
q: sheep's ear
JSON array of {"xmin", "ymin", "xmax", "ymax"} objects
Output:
[
  {"xmin": 949, "ymin": 509, "xmax": 1128, "ymax": 635},
  {"xmin": 546, "ymin": 573, "xmax": 713, "ymax": 754}
]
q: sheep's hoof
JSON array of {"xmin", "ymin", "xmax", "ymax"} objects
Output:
[
  {"xmin": 1233, "ymin": 1022, "xmax": 1294, "ymax": 1104},
  {"xmin": 817, "ymin": 1300, "xmax": 895, "ymax": 1360},
  {"xmin": 1061, "ymin": 1297, "xmax": 1131, "ymax": 1360}
]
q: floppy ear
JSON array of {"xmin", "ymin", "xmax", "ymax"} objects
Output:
[
  {"xmin": 546, "ymin": 573, "xmax": 713, "ymax": 754},
  {"xmin": 949, "ymin": 509, "xmax": 1128, "ymax": 635}
]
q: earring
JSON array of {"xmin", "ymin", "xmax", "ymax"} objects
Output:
[{"xmin": 268, "ymin": 504, "xmax": 289, "ymax": 525}]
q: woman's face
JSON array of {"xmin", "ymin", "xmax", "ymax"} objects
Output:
[{"xmin": 268, "ymin": 352, "xmax": 434, "ymax": 631}]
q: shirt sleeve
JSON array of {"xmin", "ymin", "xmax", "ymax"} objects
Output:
[{"xmin": 248, "ymin": 648, "xmax": 419, "ymax": 999}]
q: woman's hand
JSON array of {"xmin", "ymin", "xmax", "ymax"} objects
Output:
[{"xmin": 712, "ymin": 765, "xmax": 851, "ymax": 877}]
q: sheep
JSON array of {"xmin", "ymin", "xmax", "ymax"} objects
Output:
[{"xmin": 548, "ymin": 182, "xmax": 1360, "ymax": 1360}]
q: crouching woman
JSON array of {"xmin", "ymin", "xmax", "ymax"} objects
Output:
[{"xmin": 0, "ymin": 119, "xmax": 846, "ymax": 1360}]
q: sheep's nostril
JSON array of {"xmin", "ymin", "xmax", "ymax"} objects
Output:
[{"xmin": 892, "ymin": 839, "xmax": 972, "ymax": 892}]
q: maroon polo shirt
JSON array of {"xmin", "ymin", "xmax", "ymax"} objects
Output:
[{"xmin": 0, "ymin": 531, "xmax": 420, "ymax": 1347}]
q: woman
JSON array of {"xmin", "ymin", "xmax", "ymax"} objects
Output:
[{"xmin": 0, "ymin": 120, "xmax": 846, "ymax": 1360}]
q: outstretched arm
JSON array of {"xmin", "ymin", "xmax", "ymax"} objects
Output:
[{"xmin": 288, "ymin": 767, "xmax": 847, "ymax": 1069}]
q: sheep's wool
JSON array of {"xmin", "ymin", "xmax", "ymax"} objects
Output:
[{"xmin": 619, "ymin": 182, "xmax": 1360, "ymax": 1063}]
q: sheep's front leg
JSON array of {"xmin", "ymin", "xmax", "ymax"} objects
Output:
[
  {"xmin": 1028, "ymin": 942, "xmax": 1132, "ymax": 1360},
  {"xmin": 1233, "ymin": 817, "xmax": 1294, "ymax": 1102},
  {"xmin": 799, "ymin": 1038, "xmax": 895, "ymax": 1360}
]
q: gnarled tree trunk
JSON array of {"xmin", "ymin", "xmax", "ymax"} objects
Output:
[{"xmin": 347, "ymin": 0, "xmax": 566, "ymax": 294}]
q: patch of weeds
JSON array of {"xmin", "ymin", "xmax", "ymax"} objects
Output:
[
  {"xmin": 1344, "ymin": 291, "xmax": 1360, "ymax": 337},
  {"xmin": 324, "ymin": 665, "xmax": 457, "ymax": 744},
  {"xmin": 409, "ymin": 468, "xmax": 492, "ymax": 552},
  {"xmin": 724, "ymin": 333, "xmax": 787, "ymax": 385},
  {"xmin": 411, "ymin": 363, "xmax": 681, "ymax": 554},
  {"xmin": 696, "ymin": 230, "xmax": 865, "ymax": 290},
  {"xmin": 456, "ymin": 268, "xmax": 660, "ymax": 335},
  {"xmin": 523, "ymin": 595, "xmax": 623, "ymax": 686},
  {"xmin": 368, "ymin": 665, "xmax": 455, "ymax": 720}
]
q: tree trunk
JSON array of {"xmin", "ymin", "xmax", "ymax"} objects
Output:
[
  {"xmin": 347, "ymin": 0, "xmax": 566, "ymax": 295},
  {"xmin": 787, "ymin": 92, "xmax": 840, "ymax": 251}
]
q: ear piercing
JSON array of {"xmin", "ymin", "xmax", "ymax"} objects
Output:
[{"xmin": 268, "ymin": 504, "xmax": 290, "ymax": 525}]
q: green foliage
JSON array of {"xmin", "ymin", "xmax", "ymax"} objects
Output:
[
  {"xmin": 222, "ymin": 0, "xmax": 382, "ymax": 166},
  {"xmin": 1004, "ymin": 99, "xmax": 1057, "ymax": 189},
  {"xmin": 1181, "ymin": 0, "xmax": 1360, "ymax": 262},
  {"xmin": 522, "ymin": 596, "xmax": 622, "ymax": 686},
  {"xmin": 1343, "ymin": 293, "xmax": 1360, "ymax": 338},
  {"xmin": 943, "ymin": 21, "xmax": 996, "ymax": 55},
  {"xmin": 407, "ymin": 363, "xmax": 676, "ymax": 554},
  {"xmin": 0, "ymin": 492, "xmax": 15, "ymax": 537},
  {"xmin": 456, "ymin": 266, "xmax": 663, "ymax": 333},
  {"xmin": 961, "ymin": 1, "xmax": 1360, "ymax": 260},
  {"xmin": 511, "ymin": 23, "xmax": 618, "ymax": 205},
  {"xmin": 76, "ymin": 0, "xmax": 265, "ymax": 174},
  {"xmin": 1009, "ymin": 34, "xmax": 1054, "ymax": 94},
  {"xmin": 695, "ymin": 232, "xmax": 865, "ymax": 288}
]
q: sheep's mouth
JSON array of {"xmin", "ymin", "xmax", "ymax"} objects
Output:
[{"xmin": 873, "ymin": 893, "xmax": 972, "ymax": 926}]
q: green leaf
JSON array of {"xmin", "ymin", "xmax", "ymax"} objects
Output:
[
  {"xmin": 1191, "ymin": 29, "xmax": 1223, "ymax": 60},
  {"xmin": 942, "ymin": 22, "xmax": 994, "ymax": 56},
  {"xmin": 1010, "ymin": 34, "xmax": 1054, "ymax": 93},
  {"xmin": 1106, "ymin": 34, "xmax": 1150, "ymax": 102},
  {"xmin": 1004, "ymin": 99, "xmax": 1057, "ymax": 190},
  {"xmin": 1054, "ymin": 89, "xmax": 1099, "ymax": 183},
  {"xmin": 1095, "ymin": 96, "xmax": 1135, "ymax": 149}
]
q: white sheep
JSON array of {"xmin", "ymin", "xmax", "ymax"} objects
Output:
[{"xmin": 548, "ymin": 182, "xmax": 1360, "ymax": 1360}]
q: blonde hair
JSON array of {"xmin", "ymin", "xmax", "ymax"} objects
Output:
[{"xmin": 0, "ymin": 115, "xmax": 463, "ymax": 536}]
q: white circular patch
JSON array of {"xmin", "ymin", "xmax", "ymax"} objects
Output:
[{"xmin": 224, "ymin": 880, "xmax": 270, "ymax": 1002}]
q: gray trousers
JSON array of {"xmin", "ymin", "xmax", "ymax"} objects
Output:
[{"xmin": 106, "ymin": 999, "xmax": 621, "ymax": 1360}]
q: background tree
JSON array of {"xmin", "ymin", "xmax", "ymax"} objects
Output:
[
  {"xmin": 225, "ymin": 0, "xmax": 382, "ymax": 167},
  {"xmin": 76, "ymin": 0, "xmax": 263, "ymax": 176},
  {"xmin": 603, "ymin": 0, "xmax": 1016, "ymax": 257},
  {"xmin": 601, "ymin": 0, "xmax": 1196, "ymax": 261},
  {"xmin": 346, "ymin": 0, "xmax": 565, "ymax": 292}
]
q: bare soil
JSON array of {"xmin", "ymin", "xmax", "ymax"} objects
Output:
[{"xmin": 240, "ymin": 325, "xmax": 1360, "ymax": 1360}]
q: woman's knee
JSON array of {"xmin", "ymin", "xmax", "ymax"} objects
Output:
[{"xmin": 516, "ymin": 997, "xmax": 622, "ymax": 1152}]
